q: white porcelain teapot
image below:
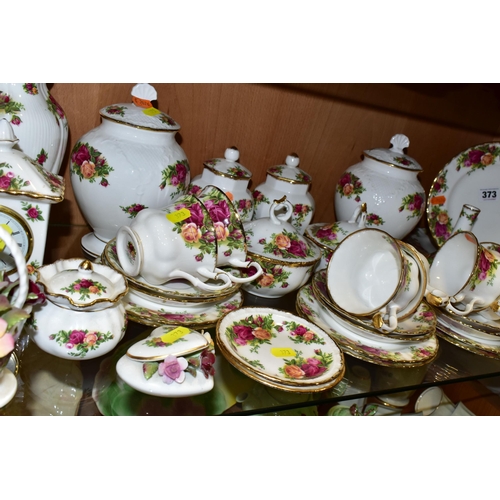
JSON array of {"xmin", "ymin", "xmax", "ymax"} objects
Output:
[{"xmin": 334, "ymin": 134, "xmax": 426, "ymax": 240}]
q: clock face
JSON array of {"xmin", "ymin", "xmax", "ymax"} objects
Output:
[{"xmin": 0, "ymin": 206, "xmax": 34, "ymax": 274}]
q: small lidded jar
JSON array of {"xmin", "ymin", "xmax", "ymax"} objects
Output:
[
  {"xmin": 189, "ymin": 146, "xmax": 254, "ymax": 222},
  {"xmin": 252, "ymin": 154, "xmax": 315, "ymax": 234}
]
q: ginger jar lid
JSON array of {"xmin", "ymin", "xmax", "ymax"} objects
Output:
[
  {"xmin": 203, "ymin": 147, "xmax": 252, "ymax": 180},
  {"xmin": 266, "ymin": 154, "xmax": 312, "ymax": 185},
  {"xmin": 36, "ymin": 258, "xmax": 128, "ymax": 311},
  {"xmin": 363, "ymin": 134, "xmax": 422, "ymax": 172},
  {"xmin": 99, "ymin": 83, "xmax": 180, "ymax": 131}
]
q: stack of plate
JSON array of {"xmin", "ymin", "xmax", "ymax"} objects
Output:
[
  {"xmin": 216, "ymin": 307, "xmax": 345, "ymax": 393},
  {"xmin": 101, "ymin": 239, "xmax": 244, "ymax": 329},
  {"xmin": 295, "ymin": 270, "xmax": 439, "ymax": 368},
  {"xmin": 435, "ymin": 306, "xmax": 500, "ymax": 359}
]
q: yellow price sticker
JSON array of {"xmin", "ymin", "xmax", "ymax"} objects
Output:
[
  {"xmin": 161, "ymin": 326, "xmax": 190, "ymax": 344},
  {"xmin": 143, "ymin": 107, "xmax": 161, "ymax": 116},
  {"xmin": 166, "ymin": 208, "xmax": 191, "ymax": 223},
  {"xmin": 271, "ymin": 347, "xmax": 296, "ymax": 358},
  {"xmin": 0, "ymin": 224, "xmax": 13, "ymax": 252}
]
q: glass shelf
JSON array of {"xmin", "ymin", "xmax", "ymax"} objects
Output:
[{"xmin": 2, "ymin": 288, "xmax": 500, "ymax": 417}]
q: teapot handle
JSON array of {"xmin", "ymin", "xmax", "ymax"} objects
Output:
[{"xmin": 0, "ymin": 225, "xmax": 29, "ymax": 309}]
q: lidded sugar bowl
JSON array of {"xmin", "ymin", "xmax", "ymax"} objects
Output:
[
  {"xmin": 252, "ymin": 154, "xmax": 315, "ymax": 234},
  {"xmin": 242, "ymin": 197, "xmax": 321, "ymax": 298},
  {"xmin": 27, "ymin": 258, "xmax": 129, "ymax": 360},
  {"xmin": 69, "ymin": 83, "xmax": 191, "ymax": 258},
  {"xmin": 189, "ymin": 147, "xmax": 255, "ymax": 222},
  {"xmin": 334, "ymin": 134, "xmax": 426, "ymax": 240}
]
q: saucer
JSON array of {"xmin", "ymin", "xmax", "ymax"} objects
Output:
[
  {"xmin": 125, "ymin": 289, "xmax": 243, "ymax": 328},
  {"xmin": 296, "ymin": 283, "xmax": 439, "ymax": 367},
  {"xmin": 81, "ymin": 232, "xmax": 107, "ymax": 259},
  {"xmin": 436, "ymin": 324, "xmax": 500, "ymax": 359},
  {"xmin": 102, "ymin": 238, "xmax": 242, "ymax": 301}
]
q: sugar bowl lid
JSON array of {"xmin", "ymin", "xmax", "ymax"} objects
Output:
[
  {"xmin": 99, "ymin": 83, "xmax": 180, "ymax": 131},
  {"xmin": 36, "ymin": 258, "xmax": 128, "ymax": 311},
  {"xmin": 363, "ymin": 134, "xmax": 422, "ymax": 172},
  {"xmin": 243, "ymin": 197, "xmax": 320, "ymax": 264},
  {"xmin": 266, "ymin": 154, "xmax": 312, "ymax": 184},
  {"xmin": 203, "ymin": 146, "xmax": 252, "ymax": 180}
]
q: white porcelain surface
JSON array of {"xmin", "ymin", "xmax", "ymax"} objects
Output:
[
  {"xmin": 252, "ymin": 154, "xmax": 314, "ymax": 234},
  {"xmin": 189, "ymin": 147, "xmax": 254, "ymax": 222},
  {"xmin": 70, "ymin": 84, "xmax": 190, "ymax": 244},
  {"xmin": 27, "ymin": 299, "xmax": 127, "ymax": 360},
  {"xmin": 242, "ymin": 199, "xmax": 320, "ymax": 298},
  {"xmin": 296, "ymin": 283, "xmax": 439, "ymax": 367},
  {"xmin": 116, "ymin": 354, "xmax": 214, "ymax": 398},
  {"xmin": 0, "ymin": 83, "xmax": 68, "ymax": 174},
  {"xmin": 335, "ymin": 134, "xmax": 426, "ymax": 240},
  {"xmin": 427, "ymin": 231, "xmax": 500, "ymax": 315},
  {"xmin": 0, "ymin": 368, "xmax": 17, "ymax": 409},
  {"xmin": 217, "ymin": 306, "xmax": 344, "ymax": 390},
  {"xmin": 415, "ymin": 386, "xmax": 446, "ymax": 416},
  {"xmin": 427, "ymin": 142, "xmax": 500, "ymax": 246},
  {"xmin": 115, "ymin": 194, "xmax": 231, "ymax": 291}
]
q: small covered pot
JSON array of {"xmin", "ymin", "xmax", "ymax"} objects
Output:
[
  {"xmin": 27, "ymin": 259, "xmax": 128, "ymax": 360},
  {"xmin": 189, "ymin": 147, "xmax": 255, "ymax": 222},
  {"xmin": 334, "ymin": 134, "xmax": 426, "ymax": 240},
  {"xmin": 305, "ymin": 203, "xmax": 368, "ymax": 271},
  {"xmin": 252, "ymin": 154, "xmax": 315, "ymax": 234},
  {"xmin": 242, "ymin": 198, "xmax": 321, "ymax": 298}
]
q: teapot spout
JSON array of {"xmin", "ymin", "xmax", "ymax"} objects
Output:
[{"xmin": 452, "ymin": 204, "xmax": 480, "ymax": 235}]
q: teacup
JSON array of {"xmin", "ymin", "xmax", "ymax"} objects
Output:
[
  {"xmin": 197, "ymin": 185, "xmax": 262, "ymax": 283},
  {"xmin": 326, "ymin": 228, "xmax": 418, "ymax": 331},
  {"xmin": 116, "ymin": 194, "xmax": 232, "ymax": 291},
  {"xmin": 426, "ymin": 231, "xmax": 500, "ymax": 315}
]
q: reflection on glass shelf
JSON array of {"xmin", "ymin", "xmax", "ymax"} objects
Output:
[{"xmin": 2, "ymin": 290, "xmax": 500, "ymax": 416}]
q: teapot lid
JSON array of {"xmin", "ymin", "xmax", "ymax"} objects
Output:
[
  {"xmin": 99, "ymin": 83, "xmax": 180, "ymax": 132},
  {"xmin": 243, "ymin": 198, "xmax": 320, "ymax": 264},
  {"xmin": 36, "ymin": 258, "xmax": 128, "ymax": 310},
  {"xmin": 203, "ymin": 147, "xmax": 252, "ymax": 180},
  {"xmin": 363, "ymin": 134, "xmax": 422, "ymax": 172},
  {"xmin": 266, "ymin": 154, "xmax": 312, "ymax": 184}
]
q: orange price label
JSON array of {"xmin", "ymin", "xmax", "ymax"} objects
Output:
[
  {"xmin": 132, "ymin": 96, "xmax": 153, "ymax": 108},
  {"xmin": 225, "ymin": 191, "xmax": 234, "ymax": 201}
]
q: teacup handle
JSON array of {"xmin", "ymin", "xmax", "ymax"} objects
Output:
[
  {"xmin": 168, "ymin": 268, "xmax": 232, "ymax": 291},
  {"xmin": 446, "ymin": 295, "xmax": 485, "ymax": 316},
  {"xmin": 372, "ymin": 304, "xmax": 398, "ymax": 333},
  {"xmin": 426, "ymin": 288, "xmax": 484, "ymax": 315},
  {"xmin": 220, "ymin": 259, "xmax": 263, "ymax": 283}
]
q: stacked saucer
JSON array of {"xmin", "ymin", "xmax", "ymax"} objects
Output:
[{"xmin": 101, "ymin": 239, "xmax": 243, "ymax": 329}]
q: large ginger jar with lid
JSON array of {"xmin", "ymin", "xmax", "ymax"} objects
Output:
[
  {"xmin": 0, "ymin": 83, "xmax": 68, "ymax": 175},
  {"xmin": 334, "ymin": 134, "xmax": 425, "ymax": 240},
  {"xmin": 252, "ymin": 154, "xmax": 315, "ymax": 234},
  {"xmin": 188, "ymin": 146, "xmax": 254, "ymax": 222},
  {"xmin": 69, "ymin": 83, "xmax": 190, "ymax": 258}
]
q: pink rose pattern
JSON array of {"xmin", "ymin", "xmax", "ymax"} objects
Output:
[
  {"xmin": 336, "ymin": 171, "xmax": 365, "ymax": 201},
  {"xmin": 46, "ymin": 93, "xmax": 66, "ymax": 120},
  {"xmin": 159, "ymin": 159, "xmax": 190, "ymax": 199},
  {"xmin": 398, "ymin": 192, "xmax": 425, "ymax": 221},
  {"xmin": 470, "ymin": 248, "xmax": 499, "ymax": 290},
  {"xmin": 0, "ymin": 162, "xmax": 30, "ymax": 191},
  {"xmin": 279, "ymin": 349, "xmax": 332, "ymax": 380},
  {"xmin": 49, "ymin": 328, "xmax": 115, "ymax": 358},
  {"xmin": 120, "ymin": 203, "xmax": 147, "ymax": 219},
  {"xmin": 365, "ymin": 213, "xmax": 385, "ymax": 227},
  {"xmin": 60, "ymin": 278, "xmax": 107, "ymax": 301},
  {"xmin": 455, "ymin": 144, "xmax": 500, "ymax": 174},
  {"xmin": 21, "ymin": 202, "xmax": 44, "ymax": 222},
  {"xmin": 70, "ymin": 142, "xmax": 114, "ymax": 186},
  {"xmin": 260, "ymin": 228, "xmax": 316, "ymax": 260},
  {"xmin": 166, "ymin": 195, "xmax": 217, "ymax": 261},
  {"xmin": 23, "ymin": 83, "xmax": 38, "ymax": 95},
  {"xmin": 0, "ymin": 91, "xmax": 24, "ymax": 125},
  {"xmin": 105, "ymin": 105, "xmax": 126, "ymax": 117}
]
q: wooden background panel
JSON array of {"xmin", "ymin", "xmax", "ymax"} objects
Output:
[{"xmin": 46, "ymin": 83, "xmax": 496, "ymax": 262}]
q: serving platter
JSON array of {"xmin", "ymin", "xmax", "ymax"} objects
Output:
[{"xmin": 427, "ymin": 142, "xmax": 500, "ymax": 246}]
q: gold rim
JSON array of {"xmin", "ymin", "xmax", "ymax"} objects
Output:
[
  {"xmin": 436, "ymin": 328, "xmax": 500, "ymax": 359},
  {"xmin": 126, "ymin": 311, "xmax": 218, "ymax": 330},
  {"xmin": 247, "ymin": 250, "xmax": 320, "ymax": 268},
  {"xmin": 203, "ymin": 163, "xmax": 251, "ymax": 181},
  {"xmin": 100, "ymin": 113, "xmax": 180, "ymax": 132},
  {"xmin": 363, "ymin": 151, "xmax": 422, "ymax": 172}
]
